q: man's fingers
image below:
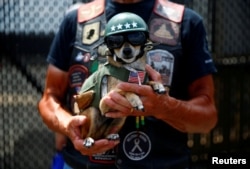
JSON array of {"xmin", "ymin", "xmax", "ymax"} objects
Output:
[
  {"xmin": 102, "ymin": 90, "xmax": 131, "ymax": 111},
  {"xmin": 76, "ymin": 139, "xmax": 119, "ymax": 156},
  {"xmin": 145, "ymin": 64, "xmax": 162, "ymax": 82}
]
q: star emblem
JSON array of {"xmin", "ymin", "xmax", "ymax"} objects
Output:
[
  {"xmin": 117, "ymin": 23, "xmax": 123, "ymax": 30},
  {"xmin": 111, "ymin": 25, "xmax": 116, "ymax": 31},
  {"xmin": 132, "ymin": 21, "xmax": 138, "ymax": 28},
  {"xmin": 124, "ymin": 22, "xmax": 131, "ymax": 29}
]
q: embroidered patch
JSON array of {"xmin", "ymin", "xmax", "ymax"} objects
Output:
[
  {"xmin": 128, "ymin": 71, "xmax": 146, "ymax": 84},
  {"xmin": 89, "ymin": 149, "xmax": 116, "ymax": 164},
  {"xmin": 154, "ymin": 0, "xmax": 184, "ymax": 23},
  {"xmin": 68, "ymin": 65, "xmax": 89, "ymax": 89},
  {"xmin": 149, "ymin": 18, "xmax": 180, "ymax": 46},
  {"xmin": 78, "ymin": 0, "xmax": 104, "ymax": 23},
  {"xmin": 147, "ymin": 49, "xmax": 174, "ymax": 86},
  {"xmin": 123, "ymin": 131, "xmax": 151, "ymax": 161},
  {"xmin": 82, "ymin": 22, "xmax": 100, "ymax": 45}
]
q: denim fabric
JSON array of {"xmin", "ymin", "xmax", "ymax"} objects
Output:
[{"xmin": 63, "ymin": 162, "xmax": 72, "ymax": 169}]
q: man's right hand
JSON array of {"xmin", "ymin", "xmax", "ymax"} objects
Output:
[{"xmin": 66, "ymin": 115, "xmax": 120, "ymax": 156}]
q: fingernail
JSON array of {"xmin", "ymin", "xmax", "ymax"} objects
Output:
[
  {"xmin": 105, "ymin": 113, "xmax": 111, "ymax": 118},
  {"xmin": 114, "ymin": 140, "xmax": 120, "ymax": 145}
]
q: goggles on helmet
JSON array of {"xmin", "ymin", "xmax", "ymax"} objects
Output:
[{"xmin": 105, "ymin": 32, "xmax": 147, "ymax": 49}]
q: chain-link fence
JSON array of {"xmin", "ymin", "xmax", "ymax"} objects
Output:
[{"xmin": 1, "ymin": 0, "xmax": 250, "ymax": 168}]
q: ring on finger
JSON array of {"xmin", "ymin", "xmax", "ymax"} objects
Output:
[{"xmin": 83, "ymin": 137, "xmax": 94, "ymax": 148}]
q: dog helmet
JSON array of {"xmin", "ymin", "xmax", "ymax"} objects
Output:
[{"xmin": 105, "ymin": 12, "xmax": 148, "ymax": 37}]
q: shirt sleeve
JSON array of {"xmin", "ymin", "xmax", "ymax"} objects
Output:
[
  {"xmin": 46, "ymin": 10, "xmax": 77, "ymax": 71},
  {"xmin": 182, "ymin": 9, "xmax": 217, "ymax": 84}
]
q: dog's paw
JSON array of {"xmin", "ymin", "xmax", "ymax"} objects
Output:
[
  {"xmin": 155, "ymin": 85, "xmax": 167, "ymax": 94},
  {"xmin": 149, "ymin": 81, "xmax": 168, "ymax": 94},
  {"xmin": 135, "ymin": 105, "xmax": 144, "ymax": 112},
  {"xmin": 83, "ymin": 137, "xmax": 95, "ymax": 148},
  {"xmin": 106, "ymin": 134, "xmax": 120, "ymax": 141},
  {"xmin": 73, "ymin": 90, "xmax": 95, "ymax": 114}
]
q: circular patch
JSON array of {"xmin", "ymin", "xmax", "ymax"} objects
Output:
[
  {"xmin": 68, "ymin": 65, "xmax": 89, "ymax": 88},
  {"xmin": 123, "ymin": 131, "xmax": 151, "ymax": 161}
]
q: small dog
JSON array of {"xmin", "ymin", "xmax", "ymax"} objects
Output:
[{"xmin": 73, "ymin": 26, "xmax": 166, "ymax": 149}]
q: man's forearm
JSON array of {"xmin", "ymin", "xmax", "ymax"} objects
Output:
[
  {"xmin": 158, "ymin": 95, "xmax": 217, "ymax": 133},
  {"xmin": 38, "ymin": 94, "xmax": 72, "ymax": 135}
]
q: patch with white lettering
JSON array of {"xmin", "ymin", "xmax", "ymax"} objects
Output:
[
  {"xmin": 154, "ymin": 0, "xmax": 184, "ymax": 22},
  {"xmin": 89, "ymin": 149, "xmax": 116, "ymax": 164},
  {"xmin": 78, "ymin": 0, "xmax": 104, "ymax": 23},
  {"xmin": 68, "ymin": 65, "xmax": 89, "ymax": 89},
  {"xmin": 123, "ymin": 131, "xmax": 151, "ymax": 161}
]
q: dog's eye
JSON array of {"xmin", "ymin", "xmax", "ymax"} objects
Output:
[
  {"xmin": 106, "ymin": 35, "xmax": 124, "ymax": 49},
  {"xmin": 127, "ymin": 32, "xmax": 146, "ymax": 45}
]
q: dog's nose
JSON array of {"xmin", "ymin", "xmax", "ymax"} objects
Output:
[{"xmin": 123, "ymin": 47, "xmax": 132, "ymax": 57}]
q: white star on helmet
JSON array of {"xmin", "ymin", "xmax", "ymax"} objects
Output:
[
  {"xmin": 132, "ymin": 21, "xmax": 138, "ymax": 28},
  {"xmin": 111, "ymin": 25, "xmax": 116, "ymax": 31},
  {"xmin": 117, "ymin": 24, "xmax": 123, "ymax": 30},
  {"xmin": 124, "ymin": 22, "xmax": 131, "ymax": 29}
]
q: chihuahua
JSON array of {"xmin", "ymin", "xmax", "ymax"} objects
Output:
[{"xmin": 73, "ymin": 31, "xmax": 166, "ymax": 148}]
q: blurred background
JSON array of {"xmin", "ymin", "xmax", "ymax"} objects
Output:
[{"xmin": 0, "ymin": 0, "xmax": 250, "ymax": 168}]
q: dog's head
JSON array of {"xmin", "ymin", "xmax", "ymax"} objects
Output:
[
  {"xmin": 106, "ymin": 31, "xmax": 147, "ymax": 64},
  {"xmin": 104, "ymin": 12, "xmax": 150, "ymax": 66}
]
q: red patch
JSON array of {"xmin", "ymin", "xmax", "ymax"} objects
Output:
[
  {"xmin": 68, "ymin": 65, "xmax": 89, "ymax": 88},
  {"xmin": 78, "ymin": 0, "xmax": 105, "ymax": 23}
]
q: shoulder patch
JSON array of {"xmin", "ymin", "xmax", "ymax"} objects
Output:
[
  {"xmin": 154, "ymin": 0, "xmax": 184, "ymax": 23},
  {"xmin": 78, "ymin": 0, "xmax": 105, "ymax": 23}
]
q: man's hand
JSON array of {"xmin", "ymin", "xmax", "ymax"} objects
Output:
[
  {"xmin": 102, "ymin": 64, "xmax": 168, "ymax": 118},
  {"xmin": 100, "ymin": 64, "xmax": 217, "ymax": 133},
  {"xmin": 65, "ymin": 115, "xmax": 119, "ymax": 156}
]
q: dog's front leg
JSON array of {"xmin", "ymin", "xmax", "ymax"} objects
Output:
[
  {"xmin": 73, "ymin": 90, "xmax": 95, "ymax": 114},
  {"xmin": 124, "ymin": 92, "xmax": 144, "ymax": 111},
  {"xmin": 99, "ymin": 89, "xmax": 144, "ymax": 114},
  {"xmin": 114, "ymin": 89, "xmax": 144, "ymax": 111},
  {"xmin": 148, "ymin": 81, "xmax": 168, "ymax": 94}
]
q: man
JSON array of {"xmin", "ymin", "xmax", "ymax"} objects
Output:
[{"xmin": 38, "ymin": 0, "xmax": 217, "ymax": 168}]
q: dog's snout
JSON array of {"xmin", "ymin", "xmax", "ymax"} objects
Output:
[{"xmin": 123, "ymin": 47, "xmax": 132, "ymax": 56}]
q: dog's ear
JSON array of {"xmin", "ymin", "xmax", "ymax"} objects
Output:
[
  {"xmin": 97, "ymin": 44, "xmax": 110, "ymax": 57},
  {"xmin": 144, "ymin": 40, "xmax": 160, "ymax": 51},
  {"xmin": 105, "ymin": 48, "xmax": 112, "ymax": 56}
]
